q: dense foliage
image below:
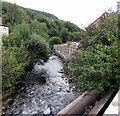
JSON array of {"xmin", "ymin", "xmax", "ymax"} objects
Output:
[
  {"xmin": 2, "ymin": 48, "xmax": 27, "ymax": 92},
  {"xmin": 25, "ymin": 34, "xmax": 50, "ymax": 63},
  {"xmin": 2, "ymin": 1, "xmax": 83, "ymax": 99},
  {"xmin": 2, "ymin": 2, "xmax": 84, "ymax": 42},
  {"xmin": 64, "ymin": 12, "xmax": 120, "ymax": 90},
  {"xmin": 49, "ymin": 36, "xmax": 62, "ymax": 46}
]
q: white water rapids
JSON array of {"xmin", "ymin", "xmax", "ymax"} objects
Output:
[{"xmin": 5, "ymin": 55, "xmax": 80, "ymax": 115}]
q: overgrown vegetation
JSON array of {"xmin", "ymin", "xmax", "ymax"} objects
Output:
[
  {"xmin": 64, "ymin": 12, "xmax": 120, "ymax": 90},
  {"xmin": 2, "ymin": 1, "xmax": 83, "ymax": 99},
  {"xmin": 49, "ymin": 36, "xmax": 62, "ymax": 47}
]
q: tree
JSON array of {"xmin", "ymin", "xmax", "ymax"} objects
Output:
[
  {"xmin": 49, "ymin": 36, "xmax": 62, "ymax": 46},
  {"xmin": 64, "ymin": 21, "xmax": 80, "ymax": 32},
  {"xmin": 35, "ymin": 14, "xmax": 48, "ymax": 23},
  {"xmin": 2, "ymin": 48, "xmax": 27, "ymax": 92},
  {"xmin": 25, "ymin": 33, "xmax": 50, "ymax": 64},
  {"xmin": 30, "ymin": 20, "xmax": 49, "ymax": 38},
  {"xmin": 2, "ymin": 2, "xmax": 28, "ymax": 26},
  {"xmin": 8, "ymin": 23, "xmax": 30, "ymax": 47},
  {"xmin": 71, "ymin": 31, "xmax": 86, "ymax": 41}
]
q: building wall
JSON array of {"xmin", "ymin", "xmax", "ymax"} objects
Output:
[
  {"xmin": 0, "ymin": 25, "xmax": 9, "ymax": 35},
  {"xmin": 88, "ymin": 12, "xmax": 109, "ymax": 27},
  {"xmin": 53, "ymin": 42, "xmax": 80, "ymax": 59}
]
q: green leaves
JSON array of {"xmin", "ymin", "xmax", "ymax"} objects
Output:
[
  {"xmin": 8, "ymin": 23, "xmax": 30, "ymax": 47},
  {"xmin": 2, "ymin": 48, "xmax": 26, "ymax": 91},
  {"xmin": 49, "ymin": 36, "xmax": 62, "ymax": 46},
  {"xmin": 26, "ymin": 33, "xmax": 50, "ymax": 62},
  {"xmin": 64, "ymin": 12, "xmax": 120, "ymax": 90}
]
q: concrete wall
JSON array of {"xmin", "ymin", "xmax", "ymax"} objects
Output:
[
  {"xmin": 0, "ymin": 25, "xmax": 9, "ymax": 35},
  {"xmin": 54, "ymin": 42, "xmax": 80, "ymax": 59}
]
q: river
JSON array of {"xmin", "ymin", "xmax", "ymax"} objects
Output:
[{"xmin": 5, "ymin": 55, "xmax": 80, "ymax": 115}]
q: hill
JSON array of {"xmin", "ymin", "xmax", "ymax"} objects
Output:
[
  {"xmin": 29, "ymin": 8, "xmax": 58, "ymax": 19},
  {"xmin": 2, "ymin": 1, "xmax": 85, "ymax": 42}
]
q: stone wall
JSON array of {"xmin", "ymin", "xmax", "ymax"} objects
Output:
[{"xmin": 54, "ymin": 42, "xmax": 80, "ymax": 59}]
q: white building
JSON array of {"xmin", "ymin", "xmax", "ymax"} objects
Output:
[{"xmin": 0, "ymin": 25, "xmax": 9, "ymax": 35}]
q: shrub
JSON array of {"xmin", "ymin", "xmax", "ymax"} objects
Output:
[
  {"xmin": 49, "ymin": 36, "xmax": 62, "ymax": 46},
  {"xmin": 2, "ymin": 49, "xmax": 27, "ymax": 92},
  {"xmin": 64, "ymin": 13, "xmax": 120, "ymax": 91},
  {"xmin": 65, "ymin": 37, "xmax": 119, "ymax": 90},
  {"xmin": 25, "ymin": 33, "xmax": 50, "ymax": 64}
]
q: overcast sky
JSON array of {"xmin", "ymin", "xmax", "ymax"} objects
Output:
[{"xmin": 4, "ymin": 0, "xmax": 118, "ymax": 28}]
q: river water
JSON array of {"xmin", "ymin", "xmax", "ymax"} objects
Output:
[{"xmin": 5, "ymin": 55, "xmax": 80, "ymax": 115}]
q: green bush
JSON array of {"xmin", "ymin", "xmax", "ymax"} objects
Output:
[
  {"xmin": 64, "ymin": 13, "xmax": 120, "ymax": 90},
  {"xmin": 11, "ymin": 23, "xmax": 30, "ymax": 46},
  {"xmin": 49, "ymin": 36, "xmax": 62, "ymax": 46},
  {"xmin": 25, "ymin": 33, "xmax": 50, "ymax": 63},
  {"xmin": 65, "ymin": 40, "xmax": 119, "ymax": 90},
  {"xmin": 2, "ymin": 49, "xmax": 27, "ymax": 92}
]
